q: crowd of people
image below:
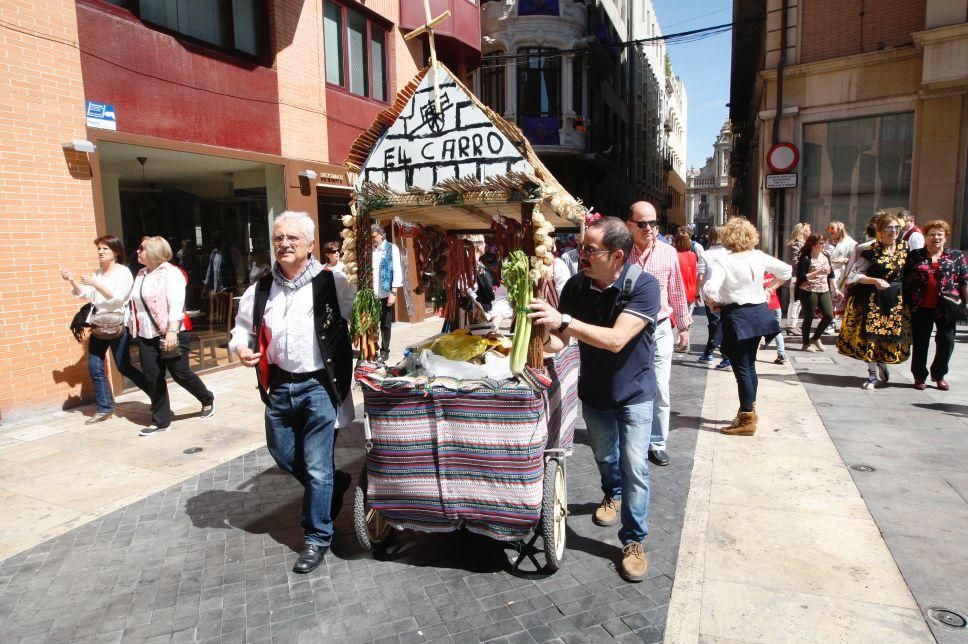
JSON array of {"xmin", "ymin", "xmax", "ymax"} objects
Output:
[{"xmin": 62, "ymin": 205, "xmax": 966, "ymax": 583}]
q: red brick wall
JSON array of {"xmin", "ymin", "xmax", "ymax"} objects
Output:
[
  {"xmin": 800, "ymin": 0, "xmax": 926, "ymax": 64},
  {"xmin": 0, "ymin": 1, "xmax": 98, "ymax": 420}
]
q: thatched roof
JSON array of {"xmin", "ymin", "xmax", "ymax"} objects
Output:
[{"xmin": 343, "ymin": 62, "xmax": 585, "ymax": 231}]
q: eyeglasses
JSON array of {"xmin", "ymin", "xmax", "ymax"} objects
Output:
[
  {"xmin": 272, "ymin": 234, "xmax": 304, "ymax": 246},
  {"xmin": 883, "ymin": 225, "xmax": 901, "ymax": 232},
  {"xmin": 629, "ymin": 219, "xmax": 658, "ymax": 229},
  {"xmin": 579, "ymin": 244, "xmax": 612, "ymax": 256}
]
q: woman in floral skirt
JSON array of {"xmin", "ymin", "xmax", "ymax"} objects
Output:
[{"xmin": 837, "ymin": 211, "xmax": 912, "ymax": 389}]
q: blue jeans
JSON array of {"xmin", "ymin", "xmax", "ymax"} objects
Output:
[
  {"xmin": 724, "ymin": 337, "xmax": 760, "ymax": 412},
  {"xmin": 87, "ymin": 330, "xmax": 148, "ymax": 413},
  {"xmin": 583, "ymin": 400, "xmax": 653, "ymax": 544},
  {"xmin": 265, "ymin": 377, "xmax": 338, "ymax": 547}
]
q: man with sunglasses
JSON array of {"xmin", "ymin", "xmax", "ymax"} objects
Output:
[
  {"xmin": 626, "ymin": 201, "xmax": 692, "ymax": 468},
  {"xmin": 529, "ymin": 215, "xmax": 661, "ymax": 582}
]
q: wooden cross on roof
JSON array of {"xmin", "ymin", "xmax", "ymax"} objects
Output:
[{"xmin": 403, "ymin": 0, "xmax": 451, "ymax": 114}]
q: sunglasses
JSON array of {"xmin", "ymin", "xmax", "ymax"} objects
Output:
[
  {"xmin": 629, "ymin": 219, "xmax": 658, "ymax": 230},
  {"xmin": 884, "ymin": 225, "xmax": 901, "ymax": 232},
  {"xmin": 579, "ymin": 244, "xmax": 612, "ymax": 256},
  {"xmin": 325, "ymin": 249, "xmax": 339, "ymax": 254}
]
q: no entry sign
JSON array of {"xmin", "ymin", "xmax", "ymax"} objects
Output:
[{"xmin": 767, "ymin": 142, "xmax": 799, "ymax": 173}]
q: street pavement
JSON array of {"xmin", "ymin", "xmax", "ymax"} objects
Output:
[{"xmin": 1, "ymin": 317, "xmax": 967, "ymax": 642}]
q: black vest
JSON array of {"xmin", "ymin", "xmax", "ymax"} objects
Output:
[{"xmin": 252, "ymin": 271, "xmax": 353, "ymax": 407}]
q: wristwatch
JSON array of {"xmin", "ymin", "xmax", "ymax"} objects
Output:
[{"xmin": 558, "ymin": 314, "xmax": 572, "ymax": 332}]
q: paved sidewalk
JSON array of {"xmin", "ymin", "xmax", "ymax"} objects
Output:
[
  {"xmin": 0, "ymin": 318, "xmax": 444, "ymax": 561},
  {"xmin": 790, "ymin": 327, "xmax": 968, "ymax": 644},
  {"xmin": 0, "ymin": 324, "xmax": 707, "ymax": 643},
  {"xmin": 665, "ymin": 338, "xmax": 935, "ymax": 642}
]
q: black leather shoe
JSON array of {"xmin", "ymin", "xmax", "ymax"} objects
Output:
[
  {"xmin": 331, "ymin": 470, "xmax": 351, "ymax": 520},
  {"xmin": 648, "ymin": 450, "xmax": 670, "ymax": 466},
  {"xmin": 292, "ymin": 544, "xmax": 326, "ymax": 574}
]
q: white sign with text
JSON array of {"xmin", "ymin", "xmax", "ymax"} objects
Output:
[{"xmin": 357, "ymin": 67, "xmax": 533, "ymax": 192}]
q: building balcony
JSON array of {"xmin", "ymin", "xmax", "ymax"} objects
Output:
[{"xmin": 400, "ymin": 0, "xmax": 481, "ymax": 62}]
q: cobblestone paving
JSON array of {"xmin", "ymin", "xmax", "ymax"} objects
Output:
[{"xmin": 0, "ymin": 353, "xmax": 707, "ymax": 643}]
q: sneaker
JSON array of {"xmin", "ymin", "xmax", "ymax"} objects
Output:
[
  {"xmin": 201, "ymin": 393, "xmax": 215, "ymax": 418},
  {"xmin": 774, "ymin": 353, "xmax": 786, "ymax": 365},
  {"xmin": 811, "ymin": 338, "xmax": 824, "ymax": 352},
  {"xmin": 877, "ymin": 363, "xmax": 889, "ymax": 383},
  {"xmin": 861, "ymin": 376, "xmax": 879, "ymax": 390},
  {"xmin": 715, "ymin": 358, "xmax": 732, "ymax": 370},
  {"xmin": 697, "ymin": 352, "xmax": 714, "ymax": 363},
  {"xmin": 619, "ymin": 542, "xmax": 647, "ymax": 582},
  {"xmin": 593, "ymin": 496, "xmax": 621, "ymax": 527},
  {"xmin": 85, "ymin": 411, "xmax": 113, "ymax": 425},
  {"xmin": 139, "ymin": 425, "xmax": 168, "ymax": 436}
]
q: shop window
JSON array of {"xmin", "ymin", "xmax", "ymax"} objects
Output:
[
  {"xmin": 324, "ymin": 1, "xmax": 389, "ymax": 102},
  {"xmin": 110, "ymin": 0, "xmax": 267, "ymax": 58},
  {"xmin": 481, "ymin": 52, "xmax": 505, "ymax": 114},
  {"xmin": 800, "ymin": 112, "xmax": 914, "ymax": 243}
]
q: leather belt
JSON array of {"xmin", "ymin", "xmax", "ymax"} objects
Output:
[{"xmin": 274, "ymin": 368, "xmax": 324, "ymax": 383}]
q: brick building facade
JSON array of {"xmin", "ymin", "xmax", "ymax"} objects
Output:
[
  {"xmin": 0, "ymin": 0, "xmax": 480, "ymax": 421},
  {"xmin": 729, "ymin": 0, "xmax": 967, "ymax": 255}
]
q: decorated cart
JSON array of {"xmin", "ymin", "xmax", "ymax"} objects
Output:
[{"xmin": 338, "ymin": 44, "xmax": 586, "ymax": 571}]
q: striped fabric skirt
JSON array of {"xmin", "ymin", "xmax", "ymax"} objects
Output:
[{"xmin": 357, "ymin": 344, "xmax": 579, "ymax": 540}]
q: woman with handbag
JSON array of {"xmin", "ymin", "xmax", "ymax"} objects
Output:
[
  {"xmin": 131, "ymin": 236, "xmax": 215, "ymax": 436},
  {"xmin": 62, "ymin": 235, "xmax": 149, "ymax": 424},
  {"xmin": 902, "ymin": 220, "xmax": 968, "ymax": 391},
  {"xmin": 795, "ymin": 234, "xmax": 838, "ymax": 351},
  {"xmin": 837, "ymin": 212, "xmax": 912, "ymax": 390}
]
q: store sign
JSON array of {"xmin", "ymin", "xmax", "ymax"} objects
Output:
[
  {"xmin": 358, "ymin": 67, "xmax": 533, "ymax": 192},
  {"xmin": 85, "ymin": 100, "xmax": 116, "ymax": 130},
  {"xmin": 766, "ymin": 173, "xmax": 798, "ymax": 189}
]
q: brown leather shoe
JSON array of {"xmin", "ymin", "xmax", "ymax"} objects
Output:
[
  {"xmin": 619, "ymin": 542, "xmax": 647, "ymax": 582},
  {"xmin": 913, "ymin": 380, "xmax": 927, "ymax": 391},
  {"xmin": 934, "ymin": 379, "xmax": 950, "ymax": 391},
  {"xmin": 593, "ymin": 496, "xmax": 621, "ymax": 527},
  {"xmin": 721, "ymin": 410, "xmax": 757, "ymax": 436}
]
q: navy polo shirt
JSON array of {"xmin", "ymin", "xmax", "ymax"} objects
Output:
[{"xmin": 559, "ymin": 263, "xmax": 662, "ymax": 411}]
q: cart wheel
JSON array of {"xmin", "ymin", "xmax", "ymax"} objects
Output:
[
  {"xmin": 540, "ymin": 458, "xmax": 566, "ymax": 571},
  {"xmin": 353, "ymin": 468, "xmax": 392, "ymax": 551}
]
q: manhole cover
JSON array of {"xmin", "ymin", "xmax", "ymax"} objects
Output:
[
  {"xmin": 927, "ymin": 607, "xmax": 967, "ymax": 628},
  {"xmin": 183, "ymin": 447, "xmax": 203, "ymax": 454},
  {"xmin": 850, "ymin": 464, "xmax": 875, "ymax": 472}
]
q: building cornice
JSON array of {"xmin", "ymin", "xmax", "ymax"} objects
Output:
[
  {"xmin": 759, "ymin": 46, "xmax": 921, "ymax": 82},
  {"xmin": 912, "ymin": 22, "xmax": 968, "ymax": 48}
]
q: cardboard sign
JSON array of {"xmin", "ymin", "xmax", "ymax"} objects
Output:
[{"xmin": 357, "ymin": 67, "xmax": 533, "ymax": 192}]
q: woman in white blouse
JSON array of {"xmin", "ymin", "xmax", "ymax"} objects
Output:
[
  {"xmin": 130, "ymin": 236, "xmax": 214, "ymax": 436},
  {"xmin": 62, "ymin": 235, "xmax": 149, "ymax": 424},
  {"xmin": 702, "ymin": 218, "xmax": 792, "ymax": 436}
]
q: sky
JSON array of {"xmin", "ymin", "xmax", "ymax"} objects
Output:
[{"xmin": 651, "ymin": 1, "xmax": 733, "ymax": 172}]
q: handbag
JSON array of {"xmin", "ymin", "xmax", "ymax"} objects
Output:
[
  {"xmin": 941, "ymin": 293, "xmax": 967, "ymax": 322},
  {"xmin": 90, "ymin": 308, "xmax": 125, "ymax": 340},
  {"xmin": 70, "ymin": 303, "xmax": 93, "ymax": 343},
  {"xmin": 137, "ymin": 281, "xmax": 183, "ymax": 360}
]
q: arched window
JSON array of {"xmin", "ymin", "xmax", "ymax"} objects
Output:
[{"xmin": 481, "ymin": 52, "xmax": 505, "ymax": 114}]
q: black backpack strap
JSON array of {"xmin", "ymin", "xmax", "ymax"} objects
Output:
[
  {"xmin": 616, "ymin": 263, "xmax": 643, "ymax": 307},
  {"xmin": 252, "ymin": 274, "xmax": 273, "ymax": 340}
]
